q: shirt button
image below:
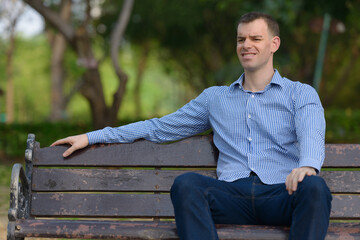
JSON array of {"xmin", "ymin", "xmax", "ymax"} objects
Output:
[
  {"xmin": 248, "ymin": 114, "xmax": 251, "ymax": 119},
  {"xmin": 248, "ymin": 137, "xmax": 252, "ymax": 142},
  {"xmin": 251, "ymin": 95, "xmax": 255, "ymax": 98}
]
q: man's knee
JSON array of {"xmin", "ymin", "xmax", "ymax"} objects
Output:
[
  {"xmin": 297, "ymin": 176, "xmax": 332, "ymax": 202},
  {"xmin": 171, "ymin": 172, "xmax": 203, "ymax": 196}
]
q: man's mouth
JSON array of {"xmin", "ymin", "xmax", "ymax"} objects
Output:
[{"xmin": 241, "ymin": 52, "xmax": 256, "ymax": 57}]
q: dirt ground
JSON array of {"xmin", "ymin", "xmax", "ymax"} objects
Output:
[{"xmin": 0, "ymin": 216, "xmax": 7, "ymax": 240}]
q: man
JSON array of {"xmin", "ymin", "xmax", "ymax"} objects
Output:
[{"xmin": 52, "ymin": 12, "xmax": 332, "ymax": 240}]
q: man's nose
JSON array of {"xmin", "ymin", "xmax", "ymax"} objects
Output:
[{"xmin": 243, "ymin": 39, "xmax": 251, "ymax": 48}]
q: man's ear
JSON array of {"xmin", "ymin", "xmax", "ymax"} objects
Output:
[{"xmin": 271, "ymin": 36, "xmax": 281, "ymax": 53}]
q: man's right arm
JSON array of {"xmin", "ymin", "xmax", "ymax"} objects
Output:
[{"xmin": 51, "ymin": 87, "xmax": 213, "ymax": 157}]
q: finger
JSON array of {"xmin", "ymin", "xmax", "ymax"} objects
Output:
[
  {"xmin": 285, "ymin": 175, "xmax": 291, "ymax": 192},
  {"xmin": 307, "ymin": 169, "xmax": 316, "ymax": 176},
  {"xmin": 63, "ymin": 145, "xmax": 76, "ymax": 158},
  {"xmin": 286, "ymin": 174, "xmax": 294, "ymax": 195},
  {"xmin": 297, "ymin": 171, "xmax": 306, "ymax": 183},
  {"xmin": 291, "ymin": 175, "xmax": 298, "ymax": 193},
  {"xmin": 51, "ymin": 138, "xmax": 69, "ymax": 146},
  {"xmin": 291, "ymin": 170, "xmax": 304, "ymax": 192}
]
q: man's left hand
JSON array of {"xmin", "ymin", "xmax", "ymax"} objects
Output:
[{"xmin": 285, "ymin": 167, "xmax": 316, "ymax": 195}]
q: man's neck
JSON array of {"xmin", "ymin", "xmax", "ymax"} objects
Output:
[{"xmin": 242, "ymin": 68, "xmax": 275, "ymax": 92}]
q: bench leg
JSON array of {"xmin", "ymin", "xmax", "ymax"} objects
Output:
[
  {"xmin": 7, "ymin": 222, "xmax": 24, "ymax": 240},
  {"xmin": 7, "ymin": 222, "xmax": 15, "ymax": 240}
]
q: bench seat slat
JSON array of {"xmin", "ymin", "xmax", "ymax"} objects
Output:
[
  {"xmin": 31, "ymin": 193, "xmax": 175, "ymax": 218},
  {"xmin": 321, "ymin": 171, "xmax": 360, "ymax": 193},
  {"xmin": 13, "ymin": 219, "xmax": 360, "ymax": 239},
  {"xmin": 31, "ymin": 169, "xmax": 216, "ymax": 192},
  {"xmin": 31, "ymin": 193, "xmax": 360, "ymax": 219},
  {"xmin": 324, "ymin": 144, "xmax": 360, "ymax": 167},
  {"xmin": 32, "ymin": 168, "xmax": 360, "ymax": 193}
]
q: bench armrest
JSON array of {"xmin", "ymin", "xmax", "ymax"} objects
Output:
[{"xmin": 8, "ymin": 163, "xmax": 30, "ymax": 221}]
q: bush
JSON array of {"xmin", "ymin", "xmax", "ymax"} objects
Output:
[
  {"xmin": 325, "ymin": 108, "xmax": 360, "ymax": 143},
  {"xmin": 0, "ymin": 122, "xmax": 92, "ymax": 158}
]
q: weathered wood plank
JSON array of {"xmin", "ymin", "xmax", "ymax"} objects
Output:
[
  {"xmin": 32, "ymin": 168, "xmax": 360, "ymax": 193},
  {"xmin": 331, "ymin": 195, "xmax": 360, "ymax": 219},
  {"xmin": 31, "ymin": 168, "xmax": 216, "ymax": 192},
  {"xmin": 30, "ymin": 193, "xmax": 360, "ymax": 219},
  {"xmin": 323, "ymin": 144, "xmax": 360, "ymax": 167},
  {"xmin": 14, "ymin": 219, "xmax": 179, "ymax": 239},
  {"xmin": 31, "ymin": 193, "xmax": 175, "ymax": 218},
  {"xmin": 33, "ymin": 135, "xmax": 218, "ymax": 167},
  {"xmin": 33, "ymin": 135, "xmax": 360, "ymax": 168},
  {"xmin": 321, "ymin": 171, "xmax": 360, "ymax": 193},
  {"xmin": 13, "ymin": 219, "xmax": 360, "ymax": 240}
]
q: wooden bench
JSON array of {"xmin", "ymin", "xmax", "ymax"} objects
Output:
[{"xmin": 7, "ymin": 133, "xmax": 360, "ymax": 240}]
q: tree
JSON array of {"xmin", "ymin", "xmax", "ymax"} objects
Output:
[
  {"xmin": 23, "ymin": 0, "xmax": 134, "ymax": 128},
  {"xmin": 48, "ymin": 0, "xmax": 71, "ymax": 121},
  {"xmin": 0, "ymin": 0, "xmax": 25, "ymax": 123},
  {"xmin": 125, "ymin": 0, "xmax": 245, "ymax": 93},
  {"xmin": 122, "ymin": 0, "xmax": 360, "ymax": 110}
]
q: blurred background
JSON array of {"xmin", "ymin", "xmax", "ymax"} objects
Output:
[
  {"xmin": 1, "ymin": 0, "xmax": 360, "ymax": 151},
  {"xmin": 0, "ymin": 0, "xmax": 360, "ymax": 237}
]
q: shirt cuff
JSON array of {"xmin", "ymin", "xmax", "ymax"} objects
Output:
[
  {"xmin": 299, "ymin": 157, "xmax": 322, "ymax": 173},
  {"xmin": 86, "ymin": 130, "xmax": 105, "ymax": 145}
]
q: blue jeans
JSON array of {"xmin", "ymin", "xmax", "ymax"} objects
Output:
[{"xmin": 170, "ymin": 172, "xmax": 332, "ymax": 240}]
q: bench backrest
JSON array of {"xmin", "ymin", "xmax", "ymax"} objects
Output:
[{"xmin": 29, "ymin": 135, "xmax": 360, "ymax": 221}]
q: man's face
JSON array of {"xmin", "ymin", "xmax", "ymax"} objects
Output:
[{"xmin": 236, "ymin": 19, "xmax": 279, "ymax": 72}]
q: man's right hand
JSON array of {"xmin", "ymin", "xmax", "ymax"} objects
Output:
[{"xmin": 51, "ymin": 134, "xmax": 89, "ymax": 157}]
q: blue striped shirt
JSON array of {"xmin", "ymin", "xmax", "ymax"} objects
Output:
[{"xmin": 87, "ymin": 70, "xmax": 325, "ymax": 184}]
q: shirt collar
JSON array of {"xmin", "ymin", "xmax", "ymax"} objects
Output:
[{"xmin": 230, "ymin": 69, "xmax": 284, "ymax": 92}]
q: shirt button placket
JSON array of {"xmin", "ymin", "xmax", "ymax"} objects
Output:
[{"xmin": 246, "ymin": 94, "xmax": 254, "ymax": 150}]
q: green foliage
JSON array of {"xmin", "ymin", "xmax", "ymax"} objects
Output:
[
  {"xmin": 96, "ymin": 0, "xmax": 360, "ymax": 105},
  {"xmin": 325, "ymin": 108, "xmax": 360, "ymax": 143},
  {"xmin": 0, "ymin": 35, "xmax": 192, "ymax": 123},
  {"xmin": 0, "ymin": 165, "xmax": 12, "ymax": 186},
  {"xmin": 1, "ymin": 1, "xmax": 360, "ymax": 145},
  {"xmin": 0, "ymin": 36, "xmax": 51, "ymax": 122},
  {"xmin": 0, "ymin": 122, "xmax": 92, "ymax": 158}
]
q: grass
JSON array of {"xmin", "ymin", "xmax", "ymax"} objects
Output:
[{"xmin": 0, "ymin": 163, "xmax": 13, "ymax": 240}]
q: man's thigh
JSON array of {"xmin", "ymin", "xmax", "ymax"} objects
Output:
[
  {"xmin": 174, "ymin": 173, "xmax": 259, "ymax": 225},
  {"xmin": 253, "ymin": 175, "xmax": 331, "ymax": 226},
  {"xmin": 252, "ymin": 180, "xmax": 293, "ymax": 226}
]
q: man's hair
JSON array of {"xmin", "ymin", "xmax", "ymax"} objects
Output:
[{"xmin": 237, "ymin": 12, "xmax": 280, "ymax": 37}]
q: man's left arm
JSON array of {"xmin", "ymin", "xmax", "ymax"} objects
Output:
[{"xmin": 286, "ymin": 84, "xmax": 326, "ymax": 195}]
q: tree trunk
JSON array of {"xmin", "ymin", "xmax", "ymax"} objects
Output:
[
  {"xmin": 5, "ymin": 21, "xmax": 17, "ymax": 123},
  {"xmin": 50, "ymin": 0, "xmax": 71, "ymax": 121},
  {"xmin": 23, "ymin": 0, "xmax": 134, "ymax": 129},
  {"xmin": 321, "ymin": 44, "xmax": 359, "ymax": 108},
  {"xmin": 50, "ymin": 33, "xmax": 66, "ymax": 121},
  {"xmin": 134, "ymin": 42, "xmax": 150, "ymax": 118}
]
